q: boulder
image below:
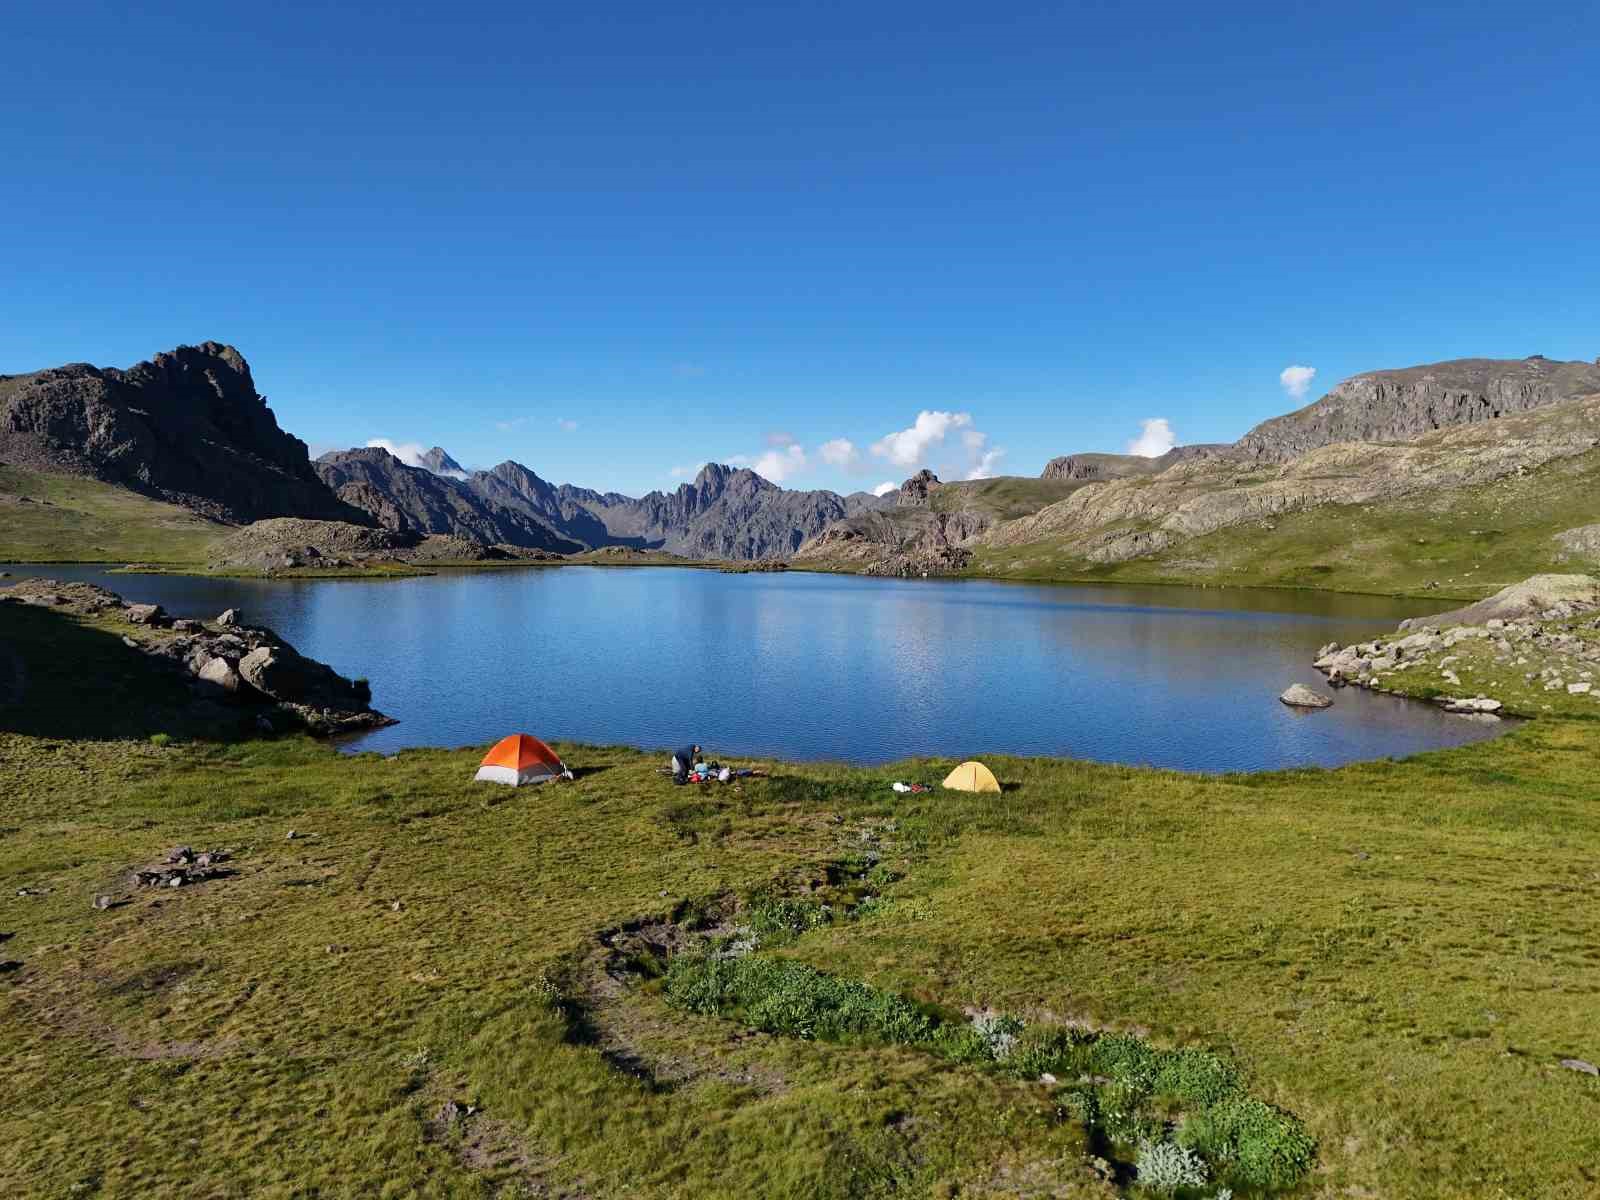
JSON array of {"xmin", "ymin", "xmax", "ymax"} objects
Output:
[
  {"xmin": 239, "ymin": 644, "xmax": 370, "ymax": 710},
  {"xmin": 1406, "ymin": 575, "xmax": 1600, "ymax": 629},
  {"xmin": 197, "ymin": 656, "xmax": 243, "ymax": 695},
  {"xmin": 217, "ymin": 608, "xmax": 240, "ymax": 627},
  {"xmin": 126, "ymin": 603, "xmax": 165, "ymax": 626},
  {"xmin": 1280, "ymin": 683, "xmax": 1333, "ymax": 709}
]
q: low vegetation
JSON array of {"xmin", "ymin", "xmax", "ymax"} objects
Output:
[
  {"xmin": 0, "ymin": 465, "xmax": 227, "ymax": 564},
  {"xmin": 2, "ymin": 596, "xmax": 1599, "ymax": 1197}
]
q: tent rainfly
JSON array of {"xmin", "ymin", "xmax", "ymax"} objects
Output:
[
  {"xmin": 941, "ymin": 760, "xmax": 1001, "ymax": 793},
  {"xmin": 475, "ymin": 734, "xmax": 571, "ymax": 786}
]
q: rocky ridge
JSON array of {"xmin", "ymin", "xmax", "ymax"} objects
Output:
[
  {"xmin": 0, "ymin": 343, "xmax": 361, "ymax": 524},
  {"xmin": 985, "ymin": 393, "xmax": 1600, "ymax": 564},
  {"xmin": 1235, "ymin": 356, "xmax": 1600, "ymax": 464},
  {"xmin": 0, "ymin": 577, "xmax": 392, "ymax": 734},
  {"xmin": 314, "ymin": 448, "xmax": 582, "ymax": 553}
]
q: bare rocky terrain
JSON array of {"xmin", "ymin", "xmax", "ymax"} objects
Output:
[{"xmin": 204, "ymin": 518, "xmax": 558, "ymax": 573}]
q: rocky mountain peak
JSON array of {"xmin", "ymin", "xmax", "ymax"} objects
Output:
[
  {"xmin": 896, "ymin": 469, "xmax": 942, "ymax": 507},
  {"xmin": 0, "ymin": 342, "xmax": 358, "ymax": 524},
  {"xmin": 420, "ymin": 446, "xmax": 466, "ymax": 477}
]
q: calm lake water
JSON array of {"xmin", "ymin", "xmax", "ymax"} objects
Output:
[{"xmin": 3, "ymin": 564, "xmax": 1504, "ymax": 772}]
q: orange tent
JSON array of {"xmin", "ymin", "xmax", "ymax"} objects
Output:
[{"xmin": 474, "ymin": 734, "xmax": 571, "ymax": 786}]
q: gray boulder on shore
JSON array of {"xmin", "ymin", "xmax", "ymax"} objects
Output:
[{"xmin": 1280, "ymin": 683, "xmax": 1333, "ymax": 709}]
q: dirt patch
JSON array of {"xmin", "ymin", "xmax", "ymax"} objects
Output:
[
  {"xmin": 561, "ymin": 908, "xmax": 787, "ymax": 1096},
  {"xmin": 424, "ymin": 1095, "xmax": 591, "ymax": 1198}
]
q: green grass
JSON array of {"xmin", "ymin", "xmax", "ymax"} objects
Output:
[
  {"xmin": 971, "ymin": 449, "xmax": 1600, "ymax": 600},
  {"xmin": 3, "ymin": 600, "xmax": 1600, "ymax": 1197},
  {"xmin": 0, "ymin": 466, "xmax": 230, "ymax": 564},
  {"xmin": 928, "ymin": 476, "xmax": 1089, "ymax": 522}
]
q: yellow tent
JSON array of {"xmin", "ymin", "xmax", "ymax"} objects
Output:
[{"xmin": 941, "ymin": 761, "xmax": 1001, "ymax": 793}]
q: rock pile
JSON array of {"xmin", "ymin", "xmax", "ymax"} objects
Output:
[
  {"xmin": 131, "ymin": 846, "xmax": 230, "ymax": 889},
  {"xmin": 1311, "ymin": 575, "xmax": 1600, "ymax": 719},
  {"xmin": 0, "ymin": 577, "xmax": 392, "ymax": 735}
]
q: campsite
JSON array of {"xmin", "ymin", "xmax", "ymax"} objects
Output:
[{"xmin": 3, "ymin": 578, "xmax": 1600, "ymax": 1197}]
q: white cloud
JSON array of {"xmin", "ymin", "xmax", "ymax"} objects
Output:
[
  {"xmin": 1126, "ymin": 418, "xmax": 1176, "ymax": 458},
  {"xmin": 556, "ymin": 418, "xmax": 579, "ymax": 433},
  {"xmin": 731, "ymin": 443, "xmax": 809, "ymax": 484},
  {"xmin": 965, "ymin": 448, "xmax": 1007, "ymax": 480},
  {"xmin": 765, "ymin": 431, "xmax": 796, "ymax": 447},
  {"xmin": 494, "ymin": 417, "xmax": 532, "ymax": 433},
  {"xmin": 870, "ymin": 410, "xmax": 973, "ymax": 467},
  {"xmin": 820, "ymin": 438, "xmax": 860, "ymax": 468},
  {"xmin": 1280, "ymin": 364, "xmax": 1317, "ymax": 400},
  {"xmin": 669, "ymin": 465, "xmax": 693, "ymax": 479},
  {"xmin": 871, "ymin": 481, "xmax": 898, "ymax": 497},
  {"xmin": 366, "ymin": 438, "xmax": 429, "ymax": 468}
]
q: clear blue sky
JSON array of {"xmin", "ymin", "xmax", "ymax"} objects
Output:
[{"xmin": 4, "ymin": 2, "xmax": 1597, "ymax": 495}]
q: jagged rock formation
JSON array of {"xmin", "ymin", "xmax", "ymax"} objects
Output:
[
  {"xmin": 1234, "ymin": 356, "xmax": 1600, "ymax": 463},
  {"xmin": 0, "ymin": 342, "xmax": 360, "ymax": 523},
  {"xmin": 896, "ymin": 469, "xmax": 943, "ymax": 507},
  {"xmin": 567, "ymin": 464, "xmax": 881, "ymax": 560},
  {"xmin": 470, "ymin": 461, "xmax": 618, "ymax": 549},
  {"xmin": 314, "ymin": 448, "xmax": 581, "ymax": 553},
  {"xmin": 795, "ymin": 507, "xmax": 985, "ymax": 575}
]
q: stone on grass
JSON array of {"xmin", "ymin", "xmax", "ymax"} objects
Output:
[
  {"xmin": 1567, "ymin": 682, "xmax": 1592, "ymax": 695},
  {"xmin": 1560, "ymin": 1058, "xmax": 1599, "ymax": 1076},
  {"xmin": 93, "ymin": 894, "xmax": 113, "ymax": 911},
  {"xmin": 126, "ymin": 603, "xmax": 165, "ymax": 625},
  {"xmin": 1280, "ymin": 684, "xmax": 1333, "ymax": 709}
]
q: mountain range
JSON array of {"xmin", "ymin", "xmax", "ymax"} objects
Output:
[{"xmin": 3, "ymin": 342, "xmax": 1599, "ymax": 588}]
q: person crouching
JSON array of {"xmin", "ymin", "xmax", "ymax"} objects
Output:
[{"xmin": 671, "ymin": 743, "xmax": 703, "ymax": 785}]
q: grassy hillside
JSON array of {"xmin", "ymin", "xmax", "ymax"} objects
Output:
[
  {"xmin": 928, "ymin": 475, "xmax": 1086, "ymax": 520},
  {"xmin": 0, "ymin": 466, "xmax": 227, "ymax": 563},
  {"xmin": 2, "ymin": 596, "xmax": 1598, "ymax": 1197},
  {"xmin": 972, "ymin": 448, "xmax": 1600, "ymax": 600}
]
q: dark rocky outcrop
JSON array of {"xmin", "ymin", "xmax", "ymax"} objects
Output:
[
  {"xmin": 314, "ymin": 448, "xmax": 581, "ymax": 553},
  {"xmin": 0, "ymin": 577, "xmax": 392, "ymax": 734},
  {"xmin": 895, "ymin": 469, "xmax": 942, "ymax": 507},
  {"xmin": 0, "ymin": 343, "xmax": 361, "ymax": 523},
  {"xmin": 1235, "ymin": 356, "xmax": 1600, "ymax": 463},
  {"xmin": 418, "ymin": 446, "xmax": 467, "ymax": 478}
]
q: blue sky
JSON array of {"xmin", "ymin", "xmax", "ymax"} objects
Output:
[{"xmin": 4, "ymin": 2, "xmax": 1597, "ymax": 496}]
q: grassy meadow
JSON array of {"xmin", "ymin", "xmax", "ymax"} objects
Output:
[
  {"xmin": 0, "ymin": 466, "xmax": 227, "ymax": 565},
  {"xmin": 2, "ymin": 599, "xmax": 1598, "ymax": 1198}
]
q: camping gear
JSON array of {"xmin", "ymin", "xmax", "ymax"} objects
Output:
[
  {"xmin": 475, "ymin": 734, "xmax": 571, "ymax": 786},
  {"xmin": 891, "ymin": 781, "xmax": 931, "ymax": 794},
  {"xmin": 941, "ymin": 761, "xmax": 1001, "ymax": 793}
]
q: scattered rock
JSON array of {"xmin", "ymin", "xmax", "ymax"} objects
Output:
[
  {"xmin": 1280, "ymin": 683, "xmax": 1333, "ymax": 709},
  {"xmin": 131, "ymin": 848, "xmax": 229, "ymax": 889},
  {"xmin": 171, "ymin": 619, "xmax": 202, "ymax": 633},
  {"xmin": 285, "ymin": 830, "xmax": 297, "ymax": 840},
  {"xmin": 1441, "ymin": 697, "xmax": 1504, "ymax": 714},
  {"xmin": 217, "ymin": 608, "xmax": 240, "ymax": 627},
  {"xmin": 1567, "ymin": 682, "xmax": 1592, "ymax": 695},
  {"xmin": 126, "ymin": 603, "xmax": 166, "ymax": 626},
  {"xmin": 93, "ymin": 894, "xmax": 113, "ymax": 910},
  {"xmin": 1560, "ymin": 1058, "xmax": 1599, "ymax": 1076},
  {"xmin": 197, "ymin": 656, "xmax": 243, "ymax": 695},
  {"xmin": 0, "ymin": 961, "xmax": 22, "ymax": 975},
  {"xmin": 391, "ymin": 900, "xmax": 405, "ymax": 912}
]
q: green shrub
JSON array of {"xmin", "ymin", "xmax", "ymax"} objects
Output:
[
  {"xmin": 1151, "ymin": 1048, "xmax": 1243, "ymax": 1105},
  {"xmin": 1178, "ymin": 1096, "xmax": 1316, "ymax": 1189},
  {"xmin": 148, "ymin": 732, "xmax": 172, "ymax": 747},
  {"xmin": 744, "ymin": 896, "xmax": 834, "ymax": 943}
]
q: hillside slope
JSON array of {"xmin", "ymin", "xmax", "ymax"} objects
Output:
[{"xmin": 0, "ymin": 465, "xmax": 229, "ymax": 563}]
